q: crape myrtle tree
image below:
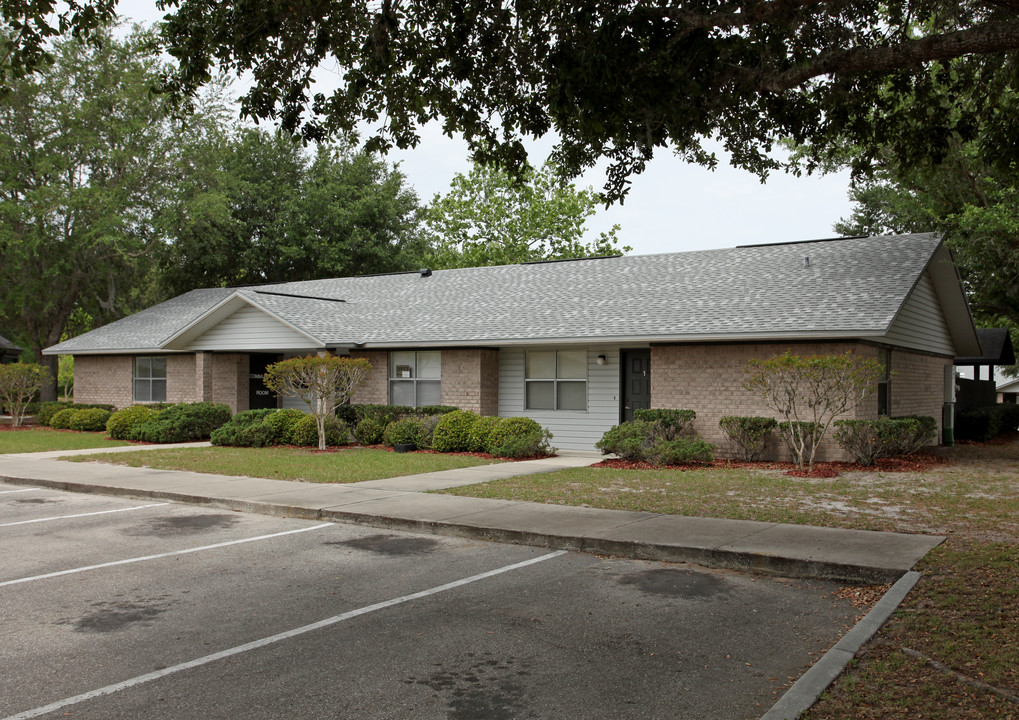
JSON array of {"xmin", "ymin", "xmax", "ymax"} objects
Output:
[
  {"xmin": 424, "ymin": 160, "xmax": 629, "ymax": 269},
  {"xmin": 0, "ymin": 362, "xmax": 48, "ymax": 427},
  {"xmin": 743, "ymin": 351, "xmax": 884, "ymax": 471},
  {"xmin": 262, "ymin": 355, "xmax": 371, "ymax": 450}
]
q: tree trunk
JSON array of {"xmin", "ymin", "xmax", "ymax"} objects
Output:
[{"xmin": 35, "ymin": 349, "xmax": 59, "ymax": 403}]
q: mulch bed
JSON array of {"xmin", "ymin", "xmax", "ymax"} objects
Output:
[{"xmin": 591, "ymin": 452, "xmax": 950, "ymax": 477}]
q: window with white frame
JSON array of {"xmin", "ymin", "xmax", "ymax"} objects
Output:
[
  {"xmin": 525, "ymin": 349, "xmax": 587, "ymax": 411},
  {"xmin": 134, "ymin": 356, "xmax": 167, "ymax": 402},
  {"xmin": 389, "ymin": 351, "xmax": 441, "ymax": 407}
]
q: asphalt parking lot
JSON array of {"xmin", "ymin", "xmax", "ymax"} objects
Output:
[{"xmin": 1, "ymin": 480, "xmax": 864, "ymax": 720}]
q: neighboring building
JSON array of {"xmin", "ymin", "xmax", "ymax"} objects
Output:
[
  {"xmin": 954, "ymin": 328, "xmax": 1017, "ymax": 412},
  {"xmin": 998, "ymin": 378, "xmax": 1019, "ymax": 404},
  {"xmin": 44, "ymin": 234, "xmax": 980, "ymax": 457},
  {"xmin": 1, "ymin": 334, "xmax": 22, "ymax": 364}
]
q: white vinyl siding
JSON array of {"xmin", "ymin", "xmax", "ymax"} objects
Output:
[
  {"xmin": 879, "ymin": 272, "xmax": 955, "ymax": 355},
  {"xmin": 186, "ymin": 306, "xmax": 316, "ymax": 351},
  {"xmin": 500, "ymin": 347, "xmax": 620, "ymax": 451}
]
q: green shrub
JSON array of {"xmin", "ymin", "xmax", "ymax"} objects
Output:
[
  {"xmin": 382, "ymin": 417, "xmax": 426, "ymax": 447},
  {"xmin": 210, "ymin": 409, "xmax": 279, "ymax": 447},
  {"xmin": 833, "ymin": 416, "xmax": 936, "ymax": 466},
  {"xmin": 291, "ymin": 415, "xmax": 348, "ymax": 447},
  {"xmin": 432, "ymin": 409, "xmax": 481, "ymax": 452},
  {"xmin": 48, "ymin": 408, "xmax": 79, "ymax": 429},
  {"xmin": 107, "ymin": 405, "xmax": 162, "ymax": 440},
  {"xmin": 68, "ymin": 408, "xmax": 112, "ymax": 432},
  {"xmin": 414, "ymin": 405, "xmax": 458, "ymax": 417},
  {"xmin": 129, "ymin": 402, "xmax": 233, "ymax": 443},
  {"xmin": 650, "ymin": 436, "xmax": 715, "ymax": 464},
  {"xmin": 956, "ymin": 404, "xmax": 1019, "ymax": 442},
  {"xmin": 596, "ymin": 421, "xmax": 656, "ymax": 461},
  {"xmin": 416, "ymin": 414, "xmax": 444, "ymax": 450},
  {"xmin": 886, "ymin": 415, "xmax": 938, "ymax": 455},
  {"xmin": 633, "ymin": 408, "xmax": 697, "ymax": 440},
  {"xmin": 718, "ymin": 416, "xmax": 777, "ymax": 461},
  {"xmin": 354, "ymin": 416, "xmax": 387, "ymax": 445},
  {"xmin": 264, "ymin": 408, "xmax": 306, "ymax": 445},
  {"xmin": 467, "ymin": 415, "xmax": 502, "ymax": 453},
  {"xmin": 38, "ymin": 401, "xmax": 115, "ymax": 426},
  {"xmin": 489, "ymin": 422, "xmax": 554, "ymax": 458}
]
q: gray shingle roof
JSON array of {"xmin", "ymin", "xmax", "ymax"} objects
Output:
[
  {"xmin": 46, "ymin": 233, "xmax": 948, "ymax": 354},
  {"xmin": 0, "ymin": 333, "xmax": 22, "ymax": 353}
]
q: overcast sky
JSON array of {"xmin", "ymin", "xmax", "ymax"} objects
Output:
[{"xmin": 117, "ymin": 1, "xmax": 858, "ymax": 257}]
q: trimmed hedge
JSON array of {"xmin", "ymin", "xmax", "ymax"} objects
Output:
[
  {"xmin": 68, "ymin": 408, "xmax": 112, "ymax": 432},
  {"xmin": 107, "ymin": 405, "xmax": 162, "ymax": 440},
  {"xmin": 382, "ymin": 417, "xmax": 426, "ymax": 447},
  {"xmin": 432, "ymin": 410, "xmax": 480, "ymax": 452},
  {"xmin": 38, "ymin": 401, "xmax": 115, "ymax": 426},
  {"xmin": 633, "ymin": 408, "xmax": 697, "ymax": 440},
  {"xmin": 48, "ymin": 408, "xmax": 79, "ymax": 430},
  {"xmin": 468, "ymin": 415, "xmax": 502, "ymax": 453},
  {"xmin": 596, "ymin": 417, "xmax": 714, "ymax": 465},
  {"xmin": 210, "ymin": 409, "xmax": 279, "ymax": 447},
  {"xmin": 336, "ymin": 403, "xmax": 458, "ymax": 426},
  {"xmin": 486, "ymin": 417, "xmax": 554, "ymax": 458},
  {"xmin": 718, "ymin": 416, "xmax": 777, "ymax": 461},
  {"xmin": 290, "ymin": 415, "xmax": 348, "ymax": 447},
  {"xmin": 956, "ymin": 404, "xmax": 1019, "ymax": 442},
  {"xmin": 263, "ymin": 408, "xmax": 306, "ymax": 445},
  {"xmin": 354, "ymin": 416, "xmax": 387, "ymax": 445},
  {"xmin": 129, "ymin": 402, "xmax": 233, "ymax": 443}
]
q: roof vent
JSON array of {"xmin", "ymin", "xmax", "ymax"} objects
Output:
[
  {"xmin": 419, "ymin": 268, "xmax": 432, "ymax": 277},
  {"xmin": 803, "ymin": 256, "xmax": 810, "ymax": 268}
]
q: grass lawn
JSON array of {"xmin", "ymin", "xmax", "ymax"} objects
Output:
[
  {"xmin": 442, "ymin": 437, "xmax": 1019, "ymax": 719},
  {"xmin": 68, "ymin": 446, "xmax": 502, "ymax": 484},
  {"xmin": 0, "ymin": 427, "xmax": 132, "ymax": 453}
]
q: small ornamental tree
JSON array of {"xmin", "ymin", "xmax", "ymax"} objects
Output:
[
  {"xmin": 743, "ymin": 351, "xmax": 884, "ymax": 471},
  {"xmin": 0, "ymin": 363, "xmax": 49, "ymax": 427},
  {"xmin": 262, "ymin": 355, "xmax": 372, "ymax": 450}
]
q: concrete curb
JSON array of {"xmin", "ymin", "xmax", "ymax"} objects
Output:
[
  {"xmin": 761, "ymin": 570, "xmax": 923, "ymax": 719},
  {"xmin": 0, "ymin": 472, "xmax": 932, "ymax": 585}
]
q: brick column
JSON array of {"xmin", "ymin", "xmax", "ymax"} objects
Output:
[
  {"xmin": 441, "ymin": 348, "xmax": 499, "ymax": 415},
  {"xmin": 350, "ymin": 350, "xmax": 388, "ymax": 404}
]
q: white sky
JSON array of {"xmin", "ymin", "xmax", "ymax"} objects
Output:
[{"xmin": 117, "ymin": 1, "xmax": 857, "ymax": 257}]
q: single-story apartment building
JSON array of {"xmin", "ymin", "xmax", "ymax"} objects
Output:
[
  {"xmin": 1, "ymin": 334, "xmax": 22, "ymax": 364},
  {"xmin": 45, "ymin": 233, "xmax": 980, "ymax": 457}
]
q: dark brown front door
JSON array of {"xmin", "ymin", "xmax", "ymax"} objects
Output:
[
  {"xmin": 249, "ymin": 354, "xmax": 279, "ymax": 410},
  {"xmin": 621, "ymin": 350, "xmax": 651, "ymax": 423}
]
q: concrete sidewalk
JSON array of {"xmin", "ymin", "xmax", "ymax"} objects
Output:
[{"xmin": 0, "ymin": 447, "xmax": 944, "ymax": 584}]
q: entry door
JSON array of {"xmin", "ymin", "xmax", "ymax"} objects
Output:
[
  {"xmin": 249, "ymin": 354, "xmax": 279, "ymax": 410},
  {"xmin": 621, "ymin": 350, "xmax": 651, "ymax": 423}
]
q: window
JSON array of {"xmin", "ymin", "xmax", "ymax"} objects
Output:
[
  {"xmin": 525, "ymin": 349, "xmax": 587, "ymax": 411},
  {"xmin": 389, "ymin": 351, "xmax": 441, "ymax": 407},
  {"xmin": 134, "ymin": 356, "xmax": 167, "ymax": 402},
  {"xmin": 877, "ymin": 349, "xmax": 891, "ymax": 415}
]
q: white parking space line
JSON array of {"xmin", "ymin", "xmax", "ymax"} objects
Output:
[
  {"xmin": 0, "ymin": 503, "xmax": 168, "ymax": 527},
  {"xmin": 0, "ymin": 489, "xmax": 34, "ymax": 494},
  {"xmin": 2, "ymin": 550, "xmax": 567, "ymax": 720},
  {"xmin": 0, "ymin": 523, "xmax": 334, "ymax": 587}
]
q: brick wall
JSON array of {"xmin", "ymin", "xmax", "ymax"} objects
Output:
[
  {"xmin": 441, "ymin": 348, "xmax": 499, "ymax": 415},
  {"xmin": 167, "ymin": 355, "xmax": 197, "ymax": 404},
  {"xmin": 649, "ymin": 341, "xmax": 943, "ymax": 462},
  {"xmin": 208, "ymin": 353, "xmax": 248, "ymax": 413},
  {"xmin": 350, "ymin": 350, "xmax": 388, "ymax": 404},
  {"xmin": 73, "ymin": 355, "xmax": 134, "ymax": 409},
  {"xmin": 890, "ymin": 350, "xmax": 950, "ymax": 442}
]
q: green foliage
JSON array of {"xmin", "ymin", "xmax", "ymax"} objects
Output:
[
  {"xmin": 129, "ymin": 402, "xmax": 232, "ymax": 443},
  {"xmin": 0, "ymin": 362, "xmax": 49, "ymax": 426},
  {"xmin": 57, "ymin": 355, "xmax": 74, "ymax": 400},
  {"xmin": 264, "ymin": 408, "xmax": 306, "ymax": 445},
  {"xmin": 0, "ymin": 26, "xmax": 195, "ymax": 401},
  {"xmin": 382, "ymin": 417, "xmax": 425, "ymax": 447},
  {"xmin": 158, "ymin": 132, "xmax": 426, "ymax": 294},
  {"xmin": 67, "ymin": 408, "xmax": 112, "ymax": 432},
  {"xmin": 424, "ymin": 160, "xmax": 628, "ymax": 269},
  {"xmin": 48, "ymin": 408, "xmax": 78, "ymax": 430},
  {"xmin": 432, "ymin": 410, "xmax": 481, "ymax": 453},
  {"xmin": 106, "ymin": 405, "xmax": 161, "ymax": 440},
  {"xmin": 468, "ymin": 415, "xmax": 503, "ymax": 453},
  {"xmin": 596, "ymin": 420, "xmax": 712, "ymax": 464},
  {"xmin": 833, "ymin": 417, "xmax": 935, "ymax": 466},
  {"xmin": 718, "ymin": 416, "xmax": 778, "ymax": 461},
  {"xmin": 263, "ymin": 356, "xmax": 371, "ymax": 450},
  {"xmin": 149, "ymin": 0, "xmax": 1019, "ymax": 203},
  {"xmin": 290, "ymin": 415, "xmax": 348, "ymax": 447},
  {"xmin": 956, "ymin": 405, "xmax": 1019, "ymax": 442},
  {"xmin": 354, "ymin": 417, "xmax": 387, "ymax": 445},
  {"xmin": 891, "ymin": 415, "xmax": 939, "ymax": 454},
  {"xmin": 487, "ymin": 417, "xmax": 555, "ymax": 458},
  {"xmin": 633, "ymin": 408, "xmax": 697, "ymax": 441},
  {"xmin": 38, "ymin": 401, "xmax": 114, "ymax": 426},
  {"xmin": 209, "ymin": 409, "xmax": 279, "ymax": 447},
  {"xmin": 744, "ymin": 351, "xmax": 884, "ymax": 470}
]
